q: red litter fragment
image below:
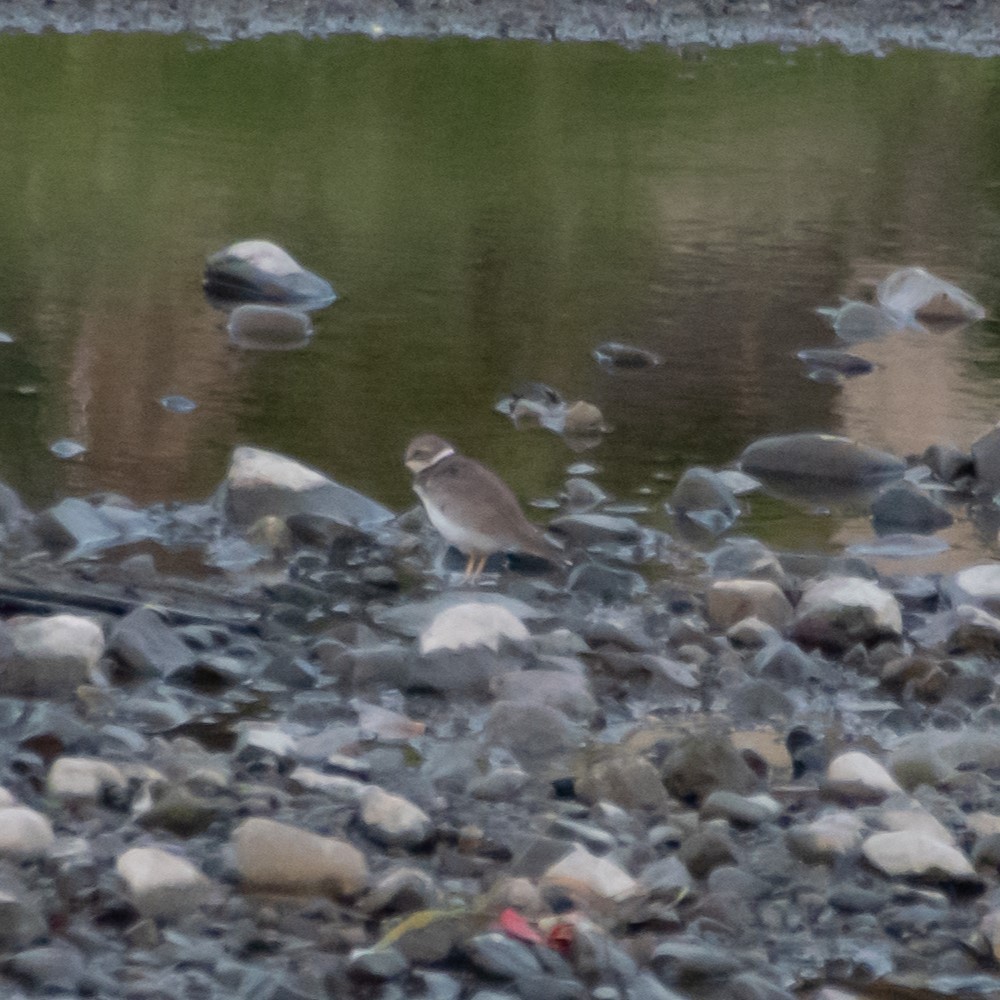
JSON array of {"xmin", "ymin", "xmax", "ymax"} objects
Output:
[
  {"xmin": 545, "ymin": 921, "xmax": 575, "ymax": 954},
  {"xmin": 496, "ymin": 908, "xmax": 544, "ymax": 945}
]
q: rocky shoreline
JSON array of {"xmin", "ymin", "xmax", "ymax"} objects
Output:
[
  {"xmin": 3, "ymin": 0, "xmax": 1000, "ymax": 56},
  {"xmin": 2, "ymin": 428, "xmax": 1000, "ymax": 999}
]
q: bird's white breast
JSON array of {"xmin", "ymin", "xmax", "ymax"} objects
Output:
[{"xmin": 415, "ymin": 485, "xmax": 500, "ymax": 555}]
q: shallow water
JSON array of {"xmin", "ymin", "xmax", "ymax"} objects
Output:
[{"xmin": 0, "ymin": 33, "xmax": 998, "ymax": 566}]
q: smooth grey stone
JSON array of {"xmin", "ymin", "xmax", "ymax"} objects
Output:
[
  {"xmin": 923, "ymin": 442, "xmax": 974, "ymax": 484},
  {"xmin": 35, "ymin": 497, "xmax": 120, "ymax": 554},
  {"xmin": 625, "ymin": 972, "xmax": 689, "ymax": 1000},
  {"xmin": 700, "ymin": 790, "xmax": 779, "ymax": 827},
  {"xmin": 740, "ymin": 433, "xmax": 905, "ymax": 484},
  {"xmin": 109, "ymin": 606, "xmax": 197, "ymax": 678},
  {"xmin": 561, "ymin": 478, "xmax": 608, "ymax": 512},
  {"xmin": 548, "ymin": 818, "xmax": 615, "ymax": 853},
  {"xmin": 567, "ymin": 563, "xmax": 646, "ymax": 603},
  {"xmin": 593, "ymin": 341, "xmax": 661, "ymax": 368},
  {"xmin": 670, "ymin": 467, "xmax": 739, "ymax": 522},
  {"xmin": 204, "ymin": 239, "xmax": 336, "ymax": 308},
  {"xmin": 828, "ymin": 886, "xmax": 889, "ymax": 913},
  {"xmin": 220, "ymin": 445, "xmax": 392, "ymax": 532},
  {"xmin": 4, "ymin": 943, "xmax": 87, "ymax": 992},
  {"xmin": 728, "ymin": 679, "xmax": 794, "ymax": 721},
  {"xmin": 677, "ymin": 826, "xmax": 738, "ymax": 878},
  {"xmin": 0, "ymin": 870, "xmax": 45, "ymax": 948},
  {"xmin": 548, "ymin": 513, "xmax": 643, "ymax": 547},
  {"xmin": 483, "ymin": 702, "xmax": 580, "ymax": 768},
  {"xmin": 412, "ymin": 970, "xmax": 462, "ymax": 1000},
  {"xmin": 797, "ymin": 348, "xmax": 873, "ymax": 376},
  {"xmin": 339, "ymin": 644, "xmax": 413, "ymax": 688},
  {"xmin": 871, "ymin": 482, "xmax": 953, "ymax": 532},
  {"xmin": 347, "ymin": 946, "xmax": 408, "ymax": 980},
  {"xmin": 971, "ymin": 425, "xmax": 1000, "ymax": 490},
  {"xmin": 728, "ymin": 972, "xmax": 796, "ymax": 1000},
  {"xmin": 410, "ymin": 647, "xmax": 517, "ymax": 695},
  {"xmin": 469, "ymin": 766, "xmax": 529, "ymax": 801},
  {"xmin": 650, "ymin": 940, "xmax": 744, "ymax": 982},
  {"xmin": 754, "ymin": 641, "xmax": 828, "ymax": 685},
  {"xmin": 465, "ymin": 932, "xmax": 543, "ymax": 979}
]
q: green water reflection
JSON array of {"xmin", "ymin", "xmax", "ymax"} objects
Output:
[{"xmin": 0, "ymin": 32, "xmax": 998, "ymax": 559}]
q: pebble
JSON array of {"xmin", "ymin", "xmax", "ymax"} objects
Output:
[
  {"xmin": 543, "ymin": 843, "xmax": 639, "ymax": 900},
  {"xmin": 825, "ymin": 751, "xmax": 903, "ymax": 803},
  {"xmin": 862, "ymin": 831, "xmax": 978, "ymax": 884},
  {"xmin": 706, "ymin": 579, "xmax": 793, "ymax": 631},
  {"xmin": 115, "ymin": 846, "xmax": 214, "ymax": 919},
  {"xmin": 419, "ymin": 601, "xmax": 529, "ymax": 654},
  {"xmin": 786, "ymin": 811, "xmax": 863, "ymax": 863},
  {"xmin": 0, "ymin": 805, "xmax": 55, "ymax": 860},
  {"xmin": 793, "ymin": 576, "xmax": 902, "ymax": 649},
  {"xmin": 360, "ymin": 786, "xmax": 433, "ymax": 848},
  {"xmin": 47, "ymin": 757, "xmax": 127, "ymax": 802},
  {"xmin": 232, "ymin": 817, "xmax": 368, "ymax": 895},
  {"xmin": 0, "ymin": 613, "xmax": 105, "ymax": 695}
]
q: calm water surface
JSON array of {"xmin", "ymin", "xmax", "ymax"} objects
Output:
[{"xmin": 0, "ymin": 33, "xmax": 998, "ymax": 568}]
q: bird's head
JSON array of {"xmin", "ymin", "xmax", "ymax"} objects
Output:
[{"xmin": 404, "ymin": 434, "xmax": 456, "ymax": 474}]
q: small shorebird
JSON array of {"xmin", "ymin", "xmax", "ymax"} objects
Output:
[{"xmin": 404, "ymin": 433, "xmax": 562, "ymax": 580}]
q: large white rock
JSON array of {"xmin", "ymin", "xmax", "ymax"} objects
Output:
[
  {"xmin": 221, "ymin": 446, "xmax": 393, "ymax": 530},
  {"xmin": 419, "ymin": 602, "xmax": 529, "ymax": 655},
  {"xmin": 793, "ymin": 577, "xmax": 902, "ymax": 649},
  {"xmin": 0, "ymin": 806, "xmax": 55, "ymax": 861},
  {"xmin": 543, "ymin": 844, "xmax": 639, "ymax": 901},
  {"xmin": 878, "ymin": 807, "xmax": 954, "ymax": 846},
  {"xmin": 116, "ymin": 847, "xmax": 213, "ymax": 919},
  {"xmin": 706, "ymin": 579, "xmax": 793, "ymax": 631},
  {"xmin": 47, "ymin": 758, "xmax": 127, "ymax": 802},
  {"xmin": 0, "ymin": 614, "xmax": 105, "ymax": 696},
  {"xmin": 862, "ymin": 830, "xmax": 975, "ymax": 882},
  {"xmin": 826, "ymin": 751, "xmax": 902, "ymax": 802},
  {"xmin": 877, "ymin": 266, "xmax": 985, "ymax": 324},
  {"xmin": 948, "ymin": 565, "xmax": 1000, "ymax": 616},
  {"xmin": 232, "ymin": 817, "xmax": 368, "ymax": 896},
  {"xmin": 359, "ymin": 786, "xmax": 432, "ymax": 848}
]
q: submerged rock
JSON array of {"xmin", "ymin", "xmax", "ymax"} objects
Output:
[
  {"xmin": 870, "ymin": 482, "xmax": 953, "ymax": 533},
  {"xmin": 797, "ymin": 348, "xmax": 874, "ymax": 378},
  {"xmin": 877, "ymin": 266, "xmax": 985, "ymax": 326},
  {"xmin": 220, "ymin": 445, "xmax": 393, "ymax": 531},
  {"xmin": 204, "ymin": 239, "xmax": 336, "ymax": 308},
  {"xmin": 669, "ymin": 467, "xmax": 740, "ymax": 533},
  {"xmin": 226, "ymin": 304, "xmax": 313, "ymax": 350},
  {"xmin": 592, "ymin": 341, "xmax": 661, "ymax": 369},
  {"xmin": 817, "ymin": 300, "xmax": 902, "ymax": 343},
  {"xmin": 740, "ymin": 433, "xmax": 905, "ymax": 484}
]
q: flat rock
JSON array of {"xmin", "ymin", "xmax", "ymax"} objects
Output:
[
  {"xmin": 47, "ymin": 757, "xmax": 127, "ymax": 802},
  {"xmin": 740, "ymin": 433, "xmax": 905, "ymax": 484},
  {"xmin": 660, "ymin": 733, "xmax": 760, "ymax": 805},
  {"xmin": 115, "ymin": 846, "xmax": 214, "ymax": 919},
  {"xmin": 707, "ymin": 579, "xmax": 793, "ymax": 631},
  {"xmin": 825, "ymin": 751, "xmax": 902, "ymax": 803},
  {"xmin": 419, "ymin": 601, "xmax": 529, "ymax": 654},
  {"xmin": 700, "ymin": 791, "xmax": 781, "ymax": 827},
  {"xmin": 220, "ymin": 445, "xmax": 393, "ymax": 531},
  {"xmin": 574, "ymin": 755, "xmax": 669, "ymax": 811},
  {"xmin": 871, "ymin": 482, "xmax": 953, "ymax": 533},
  {"xmin": 232, "ymin": 817, "xmax": 368, "ymax": 896},
  {"xmin": 862, "ymin": 830, "xmax": 978, "ymax": 885},
  {"xmin": 0, "ymin": 805, "xmax": 55, "ymax": 861},
  {"xmin": 548, "ymin": 513, "xmax": 644, "ymax": 547},
  {"xmin": 543, "ymin": 843, "xmax": 639, "ymax": 901},
  {"xmin": 482, "ymin": 701, "xmax": 581, "ymax": 769},
  {"xmin": 792, "ymin": 576, "xmax": 902, "ymax": 649},
  {"xmin": 670, "ymin": 467, "xmax": 740, "ymax": 531},
  {"xmin": 359, "ymin": 786, "xmax": 433, "ymax": 848},
  {"xmin": 108, "ymin": 606, "xmax": 198, "ymax": 678},
  {"xmin": 0, "ymin": 614, "xmax": 105, "ymax": 696},
  {"xmin": 34, "ymin": 497, "xmax": 121, "ymax": 554}
]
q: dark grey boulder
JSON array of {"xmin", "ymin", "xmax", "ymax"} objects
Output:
[
  {"xmin": 108, "ymin": 607, "xmax": 197, "ymax": 678},
  {"xmin": 971, "ymin": 424, "xmax": 1000, "ymax": 491},
  {"xmin": 548, "ymin": 513, "xmax": 644, "ymax": 547},
  {"xmin": 870, "ymin": 482, "xmax": 953, "ymax": 533},
  {"xmin": 219, "ymin": 446, "xmax": 394, "ymax": 532},
  {"xmin": 35, "ymin": 498, "xmax": 121, "ymax": 555},
  {"xmin": 669, "ymin": 467, "xmax": 739, "ymax": 533},
  {"xmin": 923, "ymin": 442, "xmax": 974, "ymax": 484},
  {"xmin": 740, "ymin": 433, "xmax": 905, "ymax": 484},
  {"xmin": 659, "ymin": 733, "xmax": 760, "ymax": 805},
  {"xmin": 204, "ymin": 239, "xmax": 336, "ymax": 309}
]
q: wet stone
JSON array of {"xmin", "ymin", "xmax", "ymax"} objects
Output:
[
  {"xmin": 700, "ymin": 790, "xmax": 781, "ymax": 827},
  {"xmin": 115, "ymin": 846, "xmax": 214, "ymax": 920},
  {"xmin": 4, "ymin": 943, "xmax": 87, "ymax": 994},
  {"xmin": 593, "ymin": 341, "xmax": 661, "ymax": 368},
  {"xmin": 870, "ymin": 482, "xmax": 953, "ymax": 533},
  {"xmin": 483, "ymin": 702, "xmax": 580, "ymax": 769},
  {"xmin": 109, "ymin": 606, "xmax": 197, "ymax": 678},
  {"xmin": 0, "ymin": 614, "xmax": 105, "ymax": 696},
  {"xmin": 347, "ymin": 946, "xmax": 409, "ymax": 981},
  {"xmin": 660, "ymin": 733, "xmax": 760, "ymax": 805},
  {"xmin": 360, "ymin": 787, "xmax": 433, "ymax": 849},
  {"xmin": 567, "ymin": 562, "xmax": 646, "ymax": 603},
  {"xmin": 669, "ymin": 467, "xmax": 740, "ymax": 532},
  {"xmin": 792, "ymin": 576, "xmax": 902, "ymax": 650},
  {"xmin": 707, "ymin": 579, "xmax": 793, "ymax": 631},
  {"xmin": 465, "ymin": 932, "xmax": 543, "ymax": 979},
  {"xmin": 740, "ymin": 433, "xmax": 905, "ymax": 484}
]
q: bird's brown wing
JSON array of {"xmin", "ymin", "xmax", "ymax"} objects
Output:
[{"xmin": 417, "ymin": 455, "xmax": 555, "ymax": 557}]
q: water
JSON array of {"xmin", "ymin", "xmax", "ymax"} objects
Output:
[{"xmin": 0, "ymin": 32, "xmax": 998, "ymax": 568}]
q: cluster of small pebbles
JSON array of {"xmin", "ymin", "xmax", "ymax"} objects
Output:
[{"xmin": 4, "ymin": 428, "xmax": 1000, "ymax": 1000}]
